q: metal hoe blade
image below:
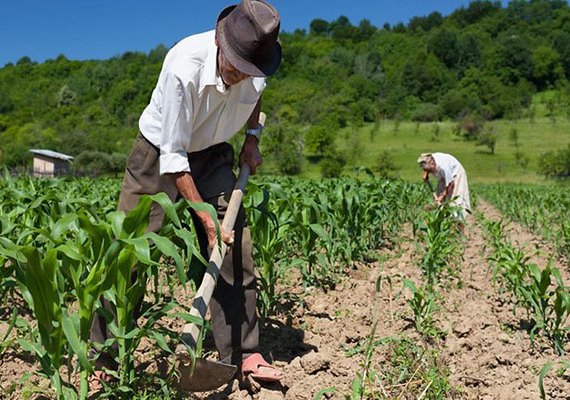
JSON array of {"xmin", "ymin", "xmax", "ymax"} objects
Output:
[{"xmin": 175, "ymin": 352, "xmax": 237, "ymax": 392}]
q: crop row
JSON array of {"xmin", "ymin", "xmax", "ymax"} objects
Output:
[
  {"xmin": 478, "ymin": 183, "xmax": 570, "ymax": 259},
  {"xmin": 0, "ymin": 175, "xmax": 425, "ymax": 399}
]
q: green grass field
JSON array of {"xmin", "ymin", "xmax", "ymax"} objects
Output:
[
  {"xmin": 293, "ymin": 114, "xmax": 570, "ymax": 184},
  {"xmin": 339, "ymin": 117, "xmax": 570, "ymax": 184}
]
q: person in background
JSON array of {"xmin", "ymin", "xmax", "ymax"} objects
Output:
[
  {"xmin": 417, "ymin": 152, "xmax": 471, "ymax": 231},
  {"xmin": 90, "ymin": 0, "xmax": 284, "ymax": 390}
]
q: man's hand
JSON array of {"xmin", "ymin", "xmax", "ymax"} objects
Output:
[
  {"xmin": 204, "ymin": 217, "xmax": 234, "ymax": 250},
  {"xmin": 240, "ymin": 135, "xmax": 262, "ymax": 175},
  {"xmin": 422, "ymin": 170, "xmax": 430, "ymax": 181},
  {"xmin": 170, "ymin": 172, "xmax": 235, "ymax": 249}
]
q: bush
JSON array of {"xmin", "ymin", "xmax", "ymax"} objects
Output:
[
  {"xmin": 276, "ymin": 140, "xmax": 303, "ymax": 175},
  {"xmin": 454, "ymin": 114, "xmax": 484, "ymax": 141},
  {"xmin": 410, "ymin": 103, "xmax": 441, "ymax": 122},
  {"xmin": 476, "ymin": 129, "xmax": 498, "ymax": 155},
  {"xmin": 538, "ymin": 145, "xmax": 570, "ymax": 178},
  {"xmin": 73, "ymin": 150, "xmax": 126, "ymax": 176},
  {"xmin": 263, "ymin": 122, "xmax": 303, "ymax": 176},
  {"xmin": 321, "ymin": 151, "xmax": 346, "ymax": 178},
  {"xmin": 305, "ymin": 125, "xmax": 334, "ymax": 156},
  {"xmin": 375, "ymin": 150, "xmax": 399, "ymax": 178},
  {"xmin": 439, "ymin": 89, "xmax": 478, "ymax": 119}
]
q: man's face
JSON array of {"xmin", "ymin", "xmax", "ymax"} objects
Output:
[
  {"xmin": 426, "ymin": 158, "xmax": 436, "ymax": 173},
  {"xmin": 217, "ymin": 48, "xmax": 250, "ymax": 87}
]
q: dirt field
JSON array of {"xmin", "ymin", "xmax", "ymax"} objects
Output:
[{"xmin": 1, "ymin": 199, "xmax": 569, "ymax": 399}]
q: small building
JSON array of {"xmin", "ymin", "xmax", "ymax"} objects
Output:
[{"xmin": 29, "ymin": 149, "xmax": 74, "ymax": 178}]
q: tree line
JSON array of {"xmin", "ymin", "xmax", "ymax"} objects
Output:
[{"xmin": 1, "ymin": 0, "xmax": 570, "ymax": 176}]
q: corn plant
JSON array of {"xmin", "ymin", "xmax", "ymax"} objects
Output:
[
  {"xmin": 488, "ymin": 244, "xmax": 528, "ymax": 298},
  {"xmin": 402, "ymin": 279, "xmax": 438, "ymax": 337},
  {"xmin": 547, "ymin": 281, "xmax": 570, "ymax": 355},
  {"xmin": 290, "ymin": 196, "xmax": 335, "ymax": 288},
  {"xmin": 539, "ymin": 360, "xmax": 570, "ymax": 400},
  {"xmin": 84, "ymin": 194, "xmax": 212, "ymax": 395},
  {"xmin": 0, "ymin": 256, "xmax": 16, "ymax": 305},
  {"xmin": 560, "ymin": 221, "xmax": 570, "ymax": 258},
  {"xmin": 414, "ymin": 203, "xmax": 462, "ymax": 285},
  {"xmin": 481, "ymin": 218, "xmax": 507, "ymax": 251},
  {"xmin": 245, "ymin": 183, "xmax": 292, "ymax": 317},
  {"xmin": 521, "ymin": 265, "xmax": 570, "ymax": 354}
]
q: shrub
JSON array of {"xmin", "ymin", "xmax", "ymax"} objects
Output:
[
  {"xmin": 454, "ymin": 114, "xmax": 484, "ymax": 141},
  {"xmin": 73, "ymin": 150, "xmax": 126, "ymax": 176},
  {"xmin": 476, "ymin": 128, "xmax": 498, "ymax": 155},
  {"xmin": 438, "ymin": 89, "xmax": 476, "ymax": 119},
  {"xmin": 410, "ymin": 103, "xmax": 441, "ymax": 122},
  {"xmin": 263, "ymin": 122, "xmax": 303, "ymax": 175},
  {"xmin": 321, "ymin": 151, "xmax": 346, "ymax": 178},
  {"xmin": 375, "ymin": 150, "xmax": 399, "ymax": 178},
  {"xmin": 276, "ymin": 140, "xmax": 303, "ymax": 175},
  {"xmin": 305, "ymin": 125, "xmax": 334, "ymax": 156},
  {"xmin": 538, "ymin": 144, "xmax": 570, "ymax": 178}
]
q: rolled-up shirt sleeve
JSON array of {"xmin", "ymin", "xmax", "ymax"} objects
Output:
[{"xmin": 159, "ymin": 72, "xmax": 193, "ymax": 175}]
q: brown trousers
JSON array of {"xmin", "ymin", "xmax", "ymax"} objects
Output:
[{"xmin": 90, "ymin": 133, "xmax": 259, "ymax": 367}]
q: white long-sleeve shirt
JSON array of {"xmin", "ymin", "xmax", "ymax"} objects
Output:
[
  {"xmin": 432, "ymin": 152, "xmax": 471, "ymax": 217},
  {"xmin": 139, "ymin": 30, "xmax": 266, "ymax": 175}
]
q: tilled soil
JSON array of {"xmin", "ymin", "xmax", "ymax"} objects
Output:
[{"xmin": 1, "ymin": 199, "xmax": 569, "ymax": 399}]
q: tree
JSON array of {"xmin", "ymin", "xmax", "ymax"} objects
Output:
[
  {"xmin": 57, "ymin": 84, "xmax": 77, "ymax": 107},
  {"xmin": 147, "ymin": 44, "xmax": 168, "ymax": 64},
  {"xmin": 401, "ymin": 51, "xmax": 447, "ymax": 103},
  {"xmin": 439, "ymin": 88, "xmax": 478, "ymax": 119},
  {"xmin": 320, "ymin": 150, "xmax": 346, "ymax": 178},
  {"xmin": 491, "ymin": 35, "xmax": 533, "ymax": 85},
  {"xmin": 450, "ymin": 0, "xmax": 502, "ymax": 26},
  {"xmin": 0, "ymin": 92, "xmax": 14, "ymax": 113},
  {"xmin": 305, "ymin": 125, "xmax": 335, "ymax": 157},
  {"xmin": 72, "ymin": 150, "xmax": 126, "ymax": 176},
  {"xmin": 0, "ymin": 123, "xmax": 60, "ymax": 167},
  {"xmin": 16, "ymin": 56, "xmax": 35, "ymax": 66},
  {"xmin": 553, "ymin": 32, "xmax": 570, "ymax": 79},
  {"xmin": 107, "ymin": 79, "xmax": 138, "ymax": 118},
  {"xmin": 408, "ymin": 12, "xmax": 444, "ymax": 31},
  {"xmin": 330, "ymin": 16, "xmax": 357, "ymax": 41},
  {"xmin": 310, "ymin": 19, "xmax": 330, "ymax": 36},
  {"xmin": 538, "ymin": 145, "xmax": 570, "ymax": 178},
  {"xmin": 109, "ymin": 152, "xmax": 128, "ymax": 175},
  {"xmin": 532, "ymin": 46, "xmax": 563, "ymax": 89},
  {"xmin": 455, "ymin": 114, "xmax": 484, "ymax": 141},
  {"xmin": 428, "ymin": 29, "xmax": 460, "ymax": 68},
  {"xmin": 357, "ymin": 19, "xmax": 376, "ymax": 41},
  {"xmin": 411, "ymin": 103, "xmax": 442, "ymax": 122},
  {"xmin": 476, "ymin": 128, "xmax": 498, "ymax": 154},
  {"xmin": 263, "ymin": 122, "xmax": 303, "ymax": 175},
  {"xmin": 457, "ymin": 33, "xmax": 482, "ymax": 70},
  {"xmin": 375, "ymin": 150, "xmax": 399, "ymax": 178}
]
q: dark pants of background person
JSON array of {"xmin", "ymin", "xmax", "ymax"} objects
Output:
[{"xmin": 89, "ymin": 132, "xmax": 259, "ymax": 368}]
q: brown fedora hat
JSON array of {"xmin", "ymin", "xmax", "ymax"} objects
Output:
[{"xmin": 216, "ymin": 0, "xmax": 282, "ymax": 77}]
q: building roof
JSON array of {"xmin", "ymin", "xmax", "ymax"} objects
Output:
[{"xmin": 29, "ymin": 149, "xmax": 74, "ymax": 162}]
